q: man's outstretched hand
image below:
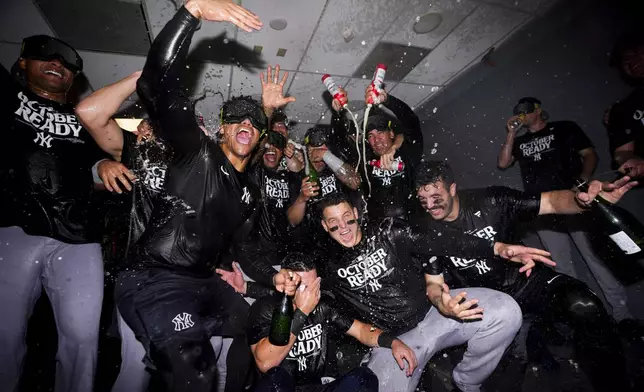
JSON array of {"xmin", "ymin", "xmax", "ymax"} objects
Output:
[
  {"xmin": 576, "ymin": 176, "xmax": 638, "ymax": 206},
  {"xmin": 494, "ymin": 243, "xmax": 556, "ymax": 277},
  {"xmin": 261, "ymin": 65, "xmax": 296, "ymax": 109},
  {"xmin": 185, "ymin": 0, "xmax": 262, "ymax": 32}
]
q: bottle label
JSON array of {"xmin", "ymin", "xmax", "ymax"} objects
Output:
[{"xmin": 609, "ymin": 231, "xmax": 642, "ymax": 255}]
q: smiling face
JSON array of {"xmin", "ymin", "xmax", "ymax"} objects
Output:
[
  {"xmin": 263, "ymin": 143, "xmax": 284, "ymax": 169},
  {"xmin": 220, "ymin": 118, "xmax": 261, "ymax": 159},
  {"xmin": 367, "ymin": 129, "xmax": 394, "ymax": 156},
  {"xmin": 416, "ymin": 179, "xmax": 457, "ymax": 221},
  {"xmin": 20, "ymin": 58, "xmax": 74, "ymax": 93},
  {"xmin": 321, "ymin": 201, "xmax": 361, "ymax": 248}
]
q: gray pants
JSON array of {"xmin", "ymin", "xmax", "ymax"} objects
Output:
[
  {"xmin": 367, "ymin": 288, "xmax": 522, "ymax": 392},
  {"xmin": 523, "ymin": 215, "xmax": 632, "ymax": 321},
  {"xmin": 0, "ymin": 226, "xmax": 103, "ymax": 392},
  {"xmin": 112, "ymin": 310, "xmax": 231, "ymax": 392}
]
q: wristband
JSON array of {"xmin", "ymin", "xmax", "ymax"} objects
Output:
[
  {"xmin": 92, "ymin": 159, "xmax": 109, "ymax": 184},
  {"xmin": 322, "ymin": 151, "xmax": 345, "ymax": 174},
  {"xmin": 291, "ymin": 309, "xmax": 308, "ymax": 336},
  {"xmin": 377, "ymin": 333, "xmax": 395, "ymax": 349}
]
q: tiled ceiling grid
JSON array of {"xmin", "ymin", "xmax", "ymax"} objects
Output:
[{"xmin": 0, "ymin": 0, "xmax": 558, "ymax": 138}]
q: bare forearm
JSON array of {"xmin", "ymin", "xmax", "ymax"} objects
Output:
[
  {"xmin": 335, "ymin": 163, "xmax": 361, "ymax": 190},
  {"xmin": 543, "ymin": 190, "xmax": 583, "ymax": 215},
  {"xmin": 498, "ymin": 132, "xmax": 516, "ymax": 169},
  {"xmin": 253, "ymin": 335, "xmax": 297, "ymax": 373},
  {"xmin": 287, "ymin": 197, "xmax": 307, "ymax": 226},
  {"xmin": 426, "ymin": 283, "xmax": 444, "ymax": 309}
]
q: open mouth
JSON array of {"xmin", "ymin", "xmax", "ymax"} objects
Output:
[
  {"xmin": 44, "ymin": 69, "xmax": 63, "ymax": 79},
  {"xmin": 339, "ymin": 228, "xmax": 353, "ymax": 243},
  {"xmin": 235, "ymin": 128, "xmax": 253, "ymax": 145},
  {"xmin": 264, "ymin": 150, "xmax": 277, "ymax": 163},
  {"xmin": 428, "ymin": 206, "xmax": 444, "ymax": 217}
]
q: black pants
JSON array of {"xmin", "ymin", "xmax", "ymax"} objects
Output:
[
  {"xmin": 253, "ymin": 366, "xmax": 378, "ymax": 392},
  {"xmin": 510, "ymin": 266, "xmax": 628, "ymax": 391},
  {"xmin": 115, "ymin": 268, "xmax": 251, "ymax": 392}
]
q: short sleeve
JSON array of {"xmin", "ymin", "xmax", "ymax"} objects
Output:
[
  {"xmin": 422, "ymin": 255, "xmax": 446, "ymax": 276},
  {"xmin": 607, "ymin": 103, "xmax": 638, "ymax": 151},
  {"xmin": 566, "ymin": 122, "xmax": 594, "ymax": 151},
  {"xmin": 247, "ymin": 296, "xmax": 276, "ymax": 345}
]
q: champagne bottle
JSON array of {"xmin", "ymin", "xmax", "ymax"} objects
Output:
[
  {"xmin": 269, "ymin": 292, "xmax": 293, "ymax": 346},
  {"xmin": 577, "ymin": 180, "xmax": 644, "ymax": 256},
  {"xmin": 305, "ymin": 152, "xmax": 321, "ymax": 201}
]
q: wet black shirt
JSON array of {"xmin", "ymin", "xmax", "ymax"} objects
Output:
[
  {"xmin": 607, "ymin": 88, "xmax": 644, "ymax": 162},
  {"xmin": 104, "ymin": 131, "xmax": 171, "ymax": 267},
  {"xmin": 249, "ymin": 163, "xmax": 297, "ymax": 245},
  {"xmin": 248, "ymin": 295, "xmax": 354, "ymax": 385},
  {"xmin": 132, "ymin": 7, "xmax": 259, "ymax": 276},
  {"xmin": 513, "ymin": 121, "xmax": 593, "ymax": 193},
  {"xmin": 363, "ymin": 95, "xmax": 423, "ymax": 219},
  {"xmin": 417, "ymin": 187, "xmax": 541, "ymax": 292},
  {"xmin": 322, "ymin": 218, "xmax": 496, "ymax": 335},
  {"xmin": 0, "ymin": 66, "xmax": 105, "ymax": 243}
]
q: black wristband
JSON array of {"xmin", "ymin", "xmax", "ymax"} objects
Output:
[
  {"xmin": 290, "ymin": 309, "xmax": 308, "ymax": 336},
  {"xmin": 377, "ymin": 333, "xmax": 395, "ymax": 349}
]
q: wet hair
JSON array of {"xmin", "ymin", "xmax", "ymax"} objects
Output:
[
  {"xmin": 317, "ymin": 193, "xmax": 354, "ymax": 216},
  {"xmin": 271, "ymin": 110, "xmax": 289, "ymax": 126},
  {"xmin": 414, "ymin": 160, "xmax": 455, "ymax": 189},
  {"xmin": 282, "ymin": 252, "xmax": 318, "ymax": 272}
]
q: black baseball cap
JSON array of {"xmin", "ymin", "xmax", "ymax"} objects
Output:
[
  {"xmin": 21, "ymin": 35, "xmax": 83, "ymax": 74},
  {"xmin": 513, "ymin": 97, "xmax": 541, "ymax": 115},
  {"xmin": 304, "ymin": 126, "xmax": 330, "ymax": 147},
  {"xmin": 271, "ymin": 111, "xmax": 289, "ymax": 126},
  {"xmin": 364, "ymin": 114, "xmax": 394, "ymax": 135}
]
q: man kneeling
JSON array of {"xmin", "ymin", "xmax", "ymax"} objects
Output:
[{"xmin": 248, "ymin": 252, "xmax": 417, "ymax": 392}]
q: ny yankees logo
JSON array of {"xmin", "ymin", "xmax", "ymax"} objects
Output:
[
  {"xmin": 172, "ymin": 313, "xmax": 195, "ymax": 331},
  {"xmin": 34, "ymin": 132, "xmax": 53, "ymax": 148},
  {"xmin": 474, "ymin": 261, "xmax": 491, "ymax": 275},
  {"xmin": 276, "ymin": 198, "xmax": 284, "ymax": 208},
  {"xmin": 297, "ymin": 356, "xmax": 307, "ymax": 371},
  {"xmin": 368, "ymin": 279, "xmax": 382, "ymax": 292},
  {"xmin": 533, "ymin": 153, "xmax": 542, "ymax": 162},
  {"xmin": 381, "ymin": 177, "xmax": 392, "ymax": 186},
  {"xmin": 241, "ymin": 187, "xmax": 251, "ymax": 204}
]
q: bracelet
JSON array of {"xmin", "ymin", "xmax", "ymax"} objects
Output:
[
  {"xmin": 92, "ymin": 159, "xmax": 108, "ymax": 184},
  {"xmin": 291, "ymin": 309, "xmax": 308, "ymax": 336},
  {"xmin": 377, "ymin": 333, "xmax": 395, "ymax": 349}
]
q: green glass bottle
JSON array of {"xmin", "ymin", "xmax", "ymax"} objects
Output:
[{"xmin": 268, "ymin": 292, "xmax": 293, "ymax": 346}]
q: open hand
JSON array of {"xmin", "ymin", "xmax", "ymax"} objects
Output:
[
  {"xmin": 261, "ymin": 65, "xmax": 296, "ymax": 109},
  {"xmin": 619, "ymin": 157, "xmax": 644, "ymax": 179},
  {"xmin": 494, "ymin": 243, "xmax": 555, "ymax": 277},
  {"xmin": 576, "ymin": 176, "xmax": 638, "ymax": 206},
  {"xmin": 98, "ymin": 160, "xmax": 136, "ymax": 194},
  {"xmin": 438, "ymin": 284, "xmax": 483, "ymax": 320},
  {"xmin": 294, "ymin": 277, "xmax": 321, "ymax": 315},
  {"xmin": 187, "ymin": 0, "xmax": 262, "ymax": 32},
  {"xmin": 215, "ymin": 262, "xmax": 246, "ymax": 294},
  {"xmin": 391, "ymin": 339, "xmax": 418, "ymax": 377}
]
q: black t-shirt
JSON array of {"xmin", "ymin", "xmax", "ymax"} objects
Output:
[
  {"xmin": 417, "ymin": 187, "xmax": 541, "ymax": 292},
  {"xmin": 132, "ymin": 8, "xmax": 259, "ymax": 276},
  {"xmin": 322, "ymin": 218, "xmax": 496, "ymax": 335},
  {"xmin": 363, "ymin": 95, "xmax": 424, "ymax": 220},
  {"xmin": 249, "ymin": 164, "xmax": 297, "ymax": 245},
  {"xmin": 104, "ymin": 131, "xmax": 171, "ymax": 266},
  {"xmin": 607, "ymin": 88, "xmax": 644, "ymax": 161},
  {"xmin": 0, "ymin": 66, "xmax": 106, "ymax": 243},
  {"xmin": 513, "ymin": 121, "xmax": 593, "ymax": 193},
  {"xmin": 247, "ymin": 294, "xmax": 354, "ymax": 386}
]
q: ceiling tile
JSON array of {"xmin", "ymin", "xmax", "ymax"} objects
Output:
[
  {"xmin": 474, "ymin": 0, "xmax": 556, "ymax": 14},
  {"xmin": 0, "ymin": 0, "xmax": 54, "ymax": 44},
  {"xmin": 284, "ymin": 72, "xmax": 337, "ymax": 125},
  {"xmin": 389, "ymin": 83, "xmax": 439, "ymax": 110},
  {"xmin": 403, "ymin": 3, "xmax": 528, "ymax": 85},
  {"xmin": 229, "ymin": 65, "xmax": 265, "ymax": 101},
  {"xmin": 235, "ymin": 0, "xmax": 326, "ymax": 70},
  {"xmin": 383, "ymin": 0, "xmax": 478, "ymax": 49},
  {"xmin": 299, "ymin": 0, "xmax": 409, "ymax": 75},
  {"xmin": 79, "ymin": 50, "xmax": 147, "ymax": 91}
]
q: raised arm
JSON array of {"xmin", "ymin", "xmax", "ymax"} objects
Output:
[{"xmin": 75, "ymin": 71, "xmax": 141, "ymax": 160}]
